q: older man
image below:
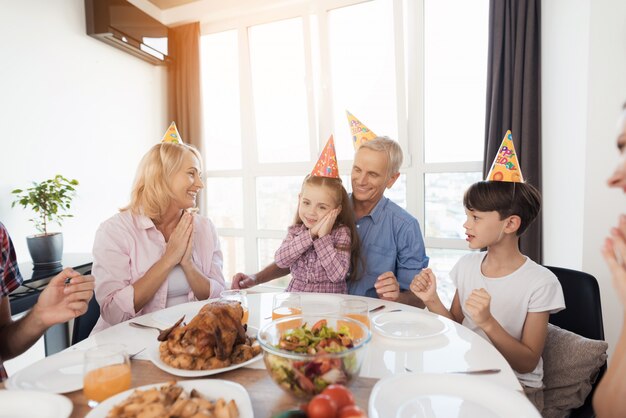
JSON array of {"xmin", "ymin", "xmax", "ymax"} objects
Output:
[
  {"xmin": 232, "ymin": 137, "xmax": 429, "ymax": 306},
  {"xmin": 0, "ymin": 222, "xmax": 94, "ymax": 381}
]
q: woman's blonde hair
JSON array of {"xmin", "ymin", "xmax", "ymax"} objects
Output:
[{"xmin": 122, "ymin": 142, "xmax": 202, "ymax": 223}]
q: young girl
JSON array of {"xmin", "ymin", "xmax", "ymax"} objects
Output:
[{"xmin": 275, "ymin": 175, "xmax": 360, "ymax": 293}]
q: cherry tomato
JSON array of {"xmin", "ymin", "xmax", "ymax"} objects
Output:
[
  {"xmin": 307, "ymin": 394, "xmax": 338, "ymax": 418},
  {"xmin": 322, "ymin": 384, "xmax": 355, "ymax": 410},
  {"xmin": 338, "ymin": 404, "xmax": 367, "ymax": 418}
]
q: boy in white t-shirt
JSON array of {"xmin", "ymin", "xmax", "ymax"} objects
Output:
[{"xmin": 411, "ymin": 150, "xmax": 565, "ymax": 411}]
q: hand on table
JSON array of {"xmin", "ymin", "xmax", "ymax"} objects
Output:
[{"xmin": 375, "ymin": 272, "xmax": 400, "ymax": 301}]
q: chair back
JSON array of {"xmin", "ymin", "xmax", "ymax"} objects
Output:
[
  {"xmin": 545, "ymin": 265, "xmax": 606, "ymax": 418},
  {"xmin": 546, "ymin": 266, "xmax": 604, "ymax": 340},
  {"xmin": 71, "ymin": 275, "xmax": 101, "ymax": 345}
]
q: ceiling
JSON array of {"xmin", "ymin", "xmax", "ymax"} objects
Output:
[
  {"xmin": 145, "ymin": 0, "xmax": 198, "ymax": 10},
  {"xmin": 134, "ymin": 0, "xmax": 306, "ymax": 26}
]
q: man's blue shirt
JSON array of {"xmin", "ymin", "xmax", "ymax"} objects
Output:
[{"xmin": 348, "ymin": 196, "xmax": 429, "ymax": 298}]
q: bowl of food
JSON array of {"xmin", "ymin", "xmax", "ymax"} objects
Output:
[{"xmin": 257, "ymin": 315, "xmax": 371, "ymax": 399}]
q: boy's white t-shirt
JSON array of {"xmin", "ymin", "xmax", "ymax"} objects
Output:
[{"xmin": 450, "ymin": 252, "xmax": 565, "ymax": 388}]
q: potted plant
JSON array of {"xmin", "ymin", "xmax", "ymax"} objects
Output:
[{"xmin": 11, "ymin": 174, "xmax": 79, "ymax": 269}]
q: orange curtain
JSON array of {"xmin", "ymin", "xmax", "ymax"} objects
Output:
[{"xmin": 167, "ymin": 22, "xmax": 202, "ymax": 151}]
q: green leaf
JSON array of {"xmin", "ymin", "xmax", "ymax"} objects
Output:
[{"xmin": 10, "ymin": 174, "xmax": 79, "ymax": 232}]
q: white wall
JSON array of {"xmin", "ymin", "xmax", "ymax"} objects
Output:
[
  {"xmin": 543, "ymin": 0, "xmax": 626, "ymax": 357},
  {"xmin": 0, "ymin": 0, "xmax": 167, "ymax": 260}
]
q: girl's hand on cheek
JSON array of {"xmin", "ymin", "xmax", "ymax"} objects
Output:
[
  {"xmin": 310, "ymin": 217, "xmax": 322, "ymax": 238},
  {"xmin": 318, "ymin": 209, "xmax": 339, "ymax": 238}
]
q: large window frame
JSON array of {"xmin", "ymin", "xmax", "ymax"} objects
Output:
[{"xmin": 200, "ymin": 0, "xmax": 483, "ymax": 284}]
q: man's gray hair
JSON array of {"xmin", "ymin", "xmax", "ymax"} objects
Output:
[{"xmin": 359, "ymin": 136, "xmax": 403, "ymax": 177}]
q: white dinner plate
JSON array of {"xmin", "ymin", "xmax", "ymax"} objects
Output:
[
  {"xmin": 369, "ymin": 373, "xmax": 541, "ymax": 418},
  {"xmin": 371, "ymin": 311, "xmax": 448, "ymax": 340},
  {"xmin": 0, "ymin": 390, "xmax": 73, "ymax": 418},
  {"xmin": 85, "ymin": 379, "xmax": 253, "ymax": 418},
  {"xmin": 148, "ymin": 327, "xmax": 263, "ymax": 377},
  {"xmin": 5, "ymin": 350, "xmax": 85, "ymax": 394}
]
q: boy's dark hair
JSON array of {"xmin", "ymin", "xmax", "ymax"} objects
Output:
[{"xmin": 463, "ymin": 181, "xmax": 541, "ymax": 236}]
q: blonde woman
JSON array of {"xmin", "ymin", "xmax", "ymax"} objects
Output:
[
  {"xmin": 91, "ymin": 142, "xmax": 224, "ymax": 333},
  {"xmin": 594, "ymin": 104, "xmax": 626, "ymax": 417}
]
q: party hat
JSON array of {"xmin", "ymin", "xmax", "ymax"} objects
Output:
[
  {"xmin": 311, "ymin": 135, "xmax": 339, "ymax": 178},
  {"xmin": 161, "ymin": 122, "xmax": 183, "ymax": 144},
  {"xmin": 347, "ymin": 111, "xmax": 377, "ymax": 150},
  {"xmin": 486, "ymin": 130, "xmax": 524, "ymax": 182}
]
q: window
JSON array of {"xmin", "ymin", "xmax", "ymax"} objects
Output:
[{"xmin": 201, "ymin": 0, "xmax": 488, "ymax": 292}]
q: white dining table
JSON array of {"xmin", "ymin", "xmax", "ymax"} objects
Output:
[{"xmin": 69, "ymin": 291, "xmax": 523, "ymax": 393}]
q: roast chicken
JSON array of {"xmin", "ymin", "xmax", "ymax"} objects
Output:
[{"xmin": 159, "ymin": 301, "xmax": 261, "ymax": 370}]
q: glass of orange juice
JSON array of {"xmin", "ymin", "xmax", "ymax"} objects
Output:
[
  {"xmin": 220, "ymin": 289, "xmax": 249, "ymax": 325},
  {"xmin": 272, "ymin": 293, "xmax": 302, "ymax": 331},
  {"xmin": 83, "ymin": 344, "xmax": 131, "ymax": 407},
  {"xmin": 339, "ymin": 299, "xmax": 370, "ymax": 339}
]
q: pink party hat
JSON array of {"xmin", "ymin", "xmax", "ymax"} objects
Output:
[{"xmin": 311, "ymin": 135, "xmax": 340, "ymax": 178}]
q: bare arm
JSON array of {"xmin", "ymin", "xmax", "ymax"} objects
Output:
[
  {"xmin": 133, "ymin": 213, "xmax": 194, "ymax": 311},
  {"xmin": 410, "ymin": 269, "xmax": 461, "ymax": 320},
  {"xmin": 0, "ymin": 269, "xmax": 94, "ymax": 360},
  {"xmin": 231, "ymin": 262, "xmax": 290, "ymax": 289},
  {"xmin": 594, "ymin": 220, "xmax": 626, "ymax": 417},
  {"xmin": 395, "ymin": 289, "xmax": 426, "ymax": 308},
  {"xmin": 179, "ymin": 226, "xmax": 214, "ymax": 300},
  {"xmin": 594, "ymin": 313, "xmax": 626, "ymax": 418},
  {"xmin": 470, "ymin": 291, "xmax": 549, "ymax": 374}
]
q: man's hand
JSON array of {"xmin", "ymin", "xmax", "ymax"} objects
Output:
[
  {"xmin": 410, "ymin": 268, "xmax": 438, "ymax": 304},
  {"xmin": 231, "ymin": 273, "xmax": 256, "ymax": 289},
  {"xmin": 33, "ymin": 268, "xmax": 95, "ymax": 328},
  {"xmin": 464, "ymin": 288, "xmax": 493, "ymax": 328},
  {"xmin": 375, "ymin": 271, "xmax": 400, "ymax": 301}
]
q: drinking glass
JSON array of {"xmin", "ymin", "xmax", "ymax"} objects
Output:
[
  {"xmin": 220, "ymin": 289, "xmax": 249, "ymax": 324},
  {"xmin": 272, "ymin": 293, "xmax": 302, "ymax": 331},
  {"xmin": 83, "ymin": 344, "xmax": 131, "ymax": 407},
  {"xmin": 339, "ymin": 299, "xmax": 370, "ymax": 339}
]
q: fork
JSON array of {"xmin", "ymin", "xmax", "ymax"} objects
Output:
[
  {"xmin": 129, "ymin": 348, "xmax": 146, "ymax": 360},
  {"xmin": 129, "ymin": 322, "xmax": 165, "ymax": 332},
  {"xmin": 404, "ymin": 367, "xmax": 501, "ymax": 375}
]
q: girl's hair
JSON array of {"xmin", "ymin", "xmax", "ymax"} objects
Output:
[
  {"xmin": 121, "ymin": 142, "xmax": 203, "ymax": 223},
  {"xmin": 294, "ymin": 175, "xmax": 362, "ymax": 282}
]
